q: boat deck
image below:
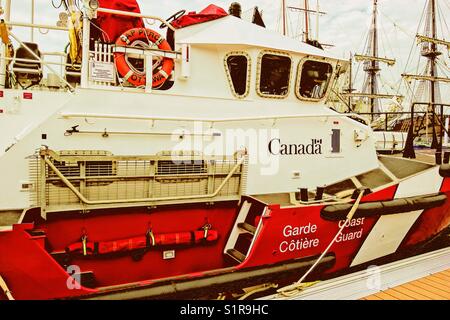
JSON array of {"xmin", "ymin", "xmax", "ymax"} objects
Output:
[
  {"xmin": 389, "ymin": 149, "xmax": 438, "ymax": 165},
  {"xmin": 362, "ymin": 269, "xmax": 450, "ymax": 300}
]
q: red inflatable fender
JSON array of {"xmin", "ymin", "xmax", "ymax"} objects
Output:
[{"xmin": 66, "ymin": 229, "xmax": 219, "ymax": 255}]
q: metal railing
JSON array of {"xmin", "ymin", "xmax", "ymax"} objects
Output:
[
  {"xmin": 402, "ymin": 102, "xmax": 450, "ymax": 160},
  {"xmin": 32, "ymin": 148, "xmax": 246, "ymax": 216},
  {"xmin": 0, "ymin": 3, "xmax": 181, "ymax": 92}
]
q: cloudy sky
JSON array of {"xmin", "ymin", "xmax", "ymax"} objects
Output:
[{"xmin": 7, "ymin": 0, "xmax": 450, "ymax": 99}]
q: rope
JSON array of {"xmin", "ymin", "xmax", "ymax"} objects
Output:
[
  {"xmin": 276, "ymin": 189, "xmax": 366, "ymax": 297},
  {"xmin": 238, "ymin": 283, "xmax": 278, "ymax": 300},
  {"xmin": 0, "ymin": 275, "xmax": 14, "ymax": 300}
]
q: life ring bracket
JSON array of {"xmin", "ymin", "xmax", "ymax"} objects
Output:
[
  {"xmin": 112, "ymin": 45, "xmax": 182, "ymax": 60},
  {"xmin": 114, "ymin": 28, "xmax": 175, "ymax": 88}
]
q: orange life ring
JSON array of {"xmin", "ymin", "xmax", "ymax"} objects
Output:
[{"xmin": 114, "ymin": 28, "xmax": 174, "ymax": 88}]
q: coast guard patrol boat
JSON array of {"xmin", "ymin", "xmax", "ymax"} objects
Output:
[{"xmin": 0, "ymin": 0, "xmax": 449, "ymax": 300}]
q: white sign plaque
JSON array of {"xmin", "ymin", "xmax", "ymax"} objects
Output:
[{"xmin": 89, "ymin": 61, "xmax": 115, "ymax": 83}]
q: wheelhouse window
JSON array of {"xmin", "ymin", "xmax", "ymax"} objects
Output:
[
  {"xmin": 257, "ymin": 53, "xmax": 292, "ymax": 98},
  {"xmin": 297, "ymin": 60, "xmax": 333, "ymax": 100},
  {"xmin": 225, "ymin": 53, "xmax": 250, "ymax": 98}
]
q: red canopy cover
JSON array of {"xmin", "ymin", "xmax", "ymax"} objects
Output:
[
  {"xmin": 172, "ymin": 4, "xmax": 228, "ymax": 29},
  {"xmin": 95, "ymin": 0, "xmax": 145, "ymax": 43}
]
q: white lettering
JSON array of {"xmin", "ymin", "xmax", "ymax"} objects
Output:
[
  {"xmin": 336, "ymin": 228, "xmax": 363, "ymax": 243},
  {"xmin": 282, "ymin": 223, "xmax": 318, "ymax": 238},
  {"xmin": 279, "ymin": 238, "xmax": 320, "ymax": 253},
  {"xmin": 338, "ymin": 217, "xmax": 365, "ymax": 229}
]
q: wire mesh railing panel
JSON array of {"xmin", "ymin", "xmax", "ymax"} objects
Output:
[{"xmin": 33, "ymin": 150, "xmax": 245, "ymax": 211}]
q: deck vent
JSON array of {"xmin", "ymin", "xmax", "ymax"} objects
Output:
[{"xmin": 157, "ymin": 160, "xmax": 206, "ymax": 176}]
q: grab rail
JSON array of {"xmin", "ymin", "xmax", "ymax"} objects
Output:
[
  {"xmin": 8, "ymin": 31, "xmax": 75, "ymax": 91},
  {"xmin": 5, "ymin": 21, "xmax": 69, "ymax": 32},
  {"xmin": 60, "ymin": 112, "xmax": 371, "ymax": 125},
  {"xmin": 43, "ymin": 153, "xmax": 246, "ymax": 206}
]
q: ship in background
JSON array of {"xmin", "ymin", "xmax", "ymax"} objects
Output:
[
  {"xmin": 328, "ymin": 0, "xmax": 450, "ymax": 156},
  {"xmin": 0, "ymin": 0, "xmax": 449, "ymax": 300},
  {"xmin": 279, "ymin": 0, "xmax": 409, "ymax": 154}
]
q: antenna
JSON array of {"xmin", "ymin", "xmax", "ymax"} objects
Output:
[
  {"xmin": 282, "ymin": 0, "xmax": 287, "ymax": 36},
  {"xmin": 287, "ymin": 0, "xmax": 329, "ymax": 48}
]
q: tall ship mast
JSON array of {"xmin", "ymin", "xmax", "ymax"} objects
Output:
[
  {"xmin": 344, "ymin": 0, "xmax": 401, "ymax": 121},
  {"xmin": 402, "ymin": 0, "xmax": 450, "ymax": 151},
  {"xmin": 279, "ymin": 0, "xmax": 328, "ymax": 49}
]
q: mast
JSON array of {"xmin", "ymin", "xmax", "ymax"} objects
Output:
[
  {"xmin": 31, "ymin": 0, "xmax": 35, "ymax": 42},
  {"xmin": 402, "ymin": 0, "xmax": 450, "ymax": 158},
  {"xmin": 429, "ymin": 0, "xmax": 438, "ymax": 148},
  {"xmin": 0, "ymin": 0, "xmax": 11, "ymax": 88},
  {"xmin": 304, "ymin": 0, "xmax": 309, "ymax": 42},
  {"xmin": 315, "ymin": 0, "xmax": 320, "ymax": 42},
  {"xmin": 287, "ymin": 1, "xmax": 328, "ymax": 48},
  {"xmin": 282, "ymin": 0, "xmax": 287, "ymax": 36},
  {"xmin": 369, "ymin": 0, "xmax": 378, "ymax": 116},
  {"xmin": 402, "ymin": 0, "xmax": 445, "ymax": 149},
  {"xmin": 343, "ymin": 0, "xmax": 399, "ymax": 120},
  {"xmin": 348, "ymin": 53, "xmax": 353, "ymax": 108}
]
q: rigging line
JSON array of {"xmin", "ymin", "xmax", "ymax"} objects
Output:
[
  {"xmin": 436, "ymin": 61, "xmax": 450, "ymax": 78},
  {"xmin": 275, "ymin": 1, "xmax": 282, "ymax": 34},
  {"xmin": 444, "ymin": 0, "xmax": 450, "ymax": 14},
  {"xmin": 379, "ymin": 75, "xmax": 398, "ymax": 93},
  {"xmin": 287, "ymin": 10, "xmax": 296, "ymax": 39},
  {"xmin": 437, "ymin": 1, "xmax": 450, "ymax": 39},
  {"xmin": 403, "ymin": 0, "xmax": 428, "ymax": 74},
  {"xmin": 353, "ymin": 28, "xmax": 371, "ymax": 86},
  {"xmin": 442, "ymin": 0, "xmax": 450, "ymax": 19},
  {"xmin": 436, "ymin": 1, "xmax": 446, "ymax": 41},
  {"xmin": 380, "ymin": 14, "xmax": 395, "ymax": 62},
  {"xmin": 407, "ymin": 54, "xmax": 425, "ymax": 104},
  {"xmin": 378, "ymin": 9, "xmax": 415, "ymax": 38},
  {"xmin": 404, "ymin": 79, "xmax": 416, "ymax": 102},
  {"xmin": 436, "ymin": 59, "xmax": 450, "ymax": 75},
  {"xmin": 379, "ymin": 18, "xmax": 400, "ymax": 92},
  {"xmin": 296, "ymin": 9, "xmax": 304, "ymax": 40}
]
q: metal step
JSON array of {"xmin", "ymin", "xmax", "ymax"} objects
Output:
[
  {"xmin": 238, "ymin": 222, "xmax": 256, "ymax": 235},
  {"xmin": 226, "ymin": 249, "xmax": 246, "ymax": 263}
]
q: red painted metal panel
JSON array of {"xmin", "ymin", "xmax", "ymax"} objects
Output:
[{"xmin": 23, "ymin": 92, "xmax": 32, "ymax": 100}]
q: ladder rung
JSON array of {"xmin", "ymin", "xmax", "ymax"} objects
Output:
[
  {"xmin": 226, "ymin": 249, "xmax": 246, "ymax": 263},
  {"xmin": 237, "ymin": 222, "xmax": 256, "ymax": 235}
]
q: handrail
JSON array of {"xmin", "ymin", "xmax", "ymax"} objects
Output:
[
  {"xmin": 9, "ymin": 31, "xmax": 75, "ymax": 92},
  {"xmin": 403, "ymin": 102, "xmax": 450, "ymax": 159},
  {"xmin": 2, "ymin": 56, "xmax": 80, "ymax": 69},
  {"xmin": 60, "ymin": 112, "xmax": 370, "ymax": 125},
  {"xmin": 43, "ymin": 155, "xmax": 245, "ymax": 205},
  {"xmin": 4, "ymin": 21, "xmax": 69, "ymax": 32}
]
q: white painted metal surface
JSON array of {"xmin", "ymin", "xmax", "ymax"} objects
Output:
[
  {"xmin": 350, "ymin": 166, "xmax": 444, "ymax": 266},
  {"xmin": 350, "ymin": 210, "xmax": 423, "ymax": 266},
  {"xmin": 373, "ymin": 131, "xmax": 407, "ymax": 153},
  {"xmin": 176, "ymin": 15, "xmax": 339, "ymax": 59},
  {"xmin": 395, "ymin": 166, "xmax": 443, "ymax": 198},
  {"xmin": 260, "ymin": 247, "xmax": 450, "ymax": 300}
]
